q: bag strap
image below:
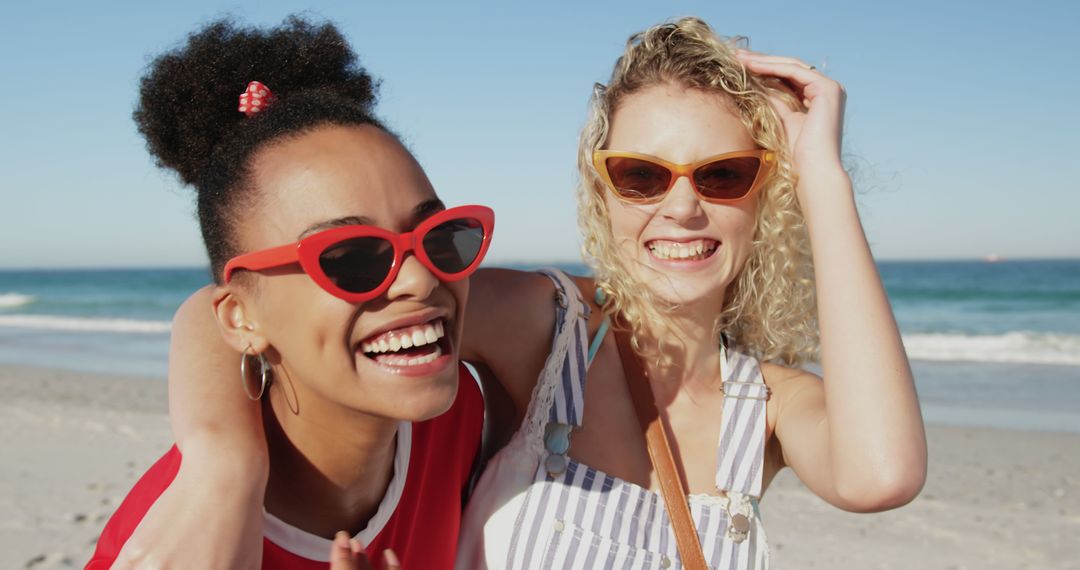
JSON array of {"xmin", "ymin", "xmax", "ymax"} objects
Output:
[{"xmin": 614, "ymin": 330, "xmax": 708, "ymax": 570}]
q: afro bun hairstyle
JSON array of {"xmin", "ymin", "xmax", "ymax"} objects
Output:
[{"xmin": 134, "ymin": 16, "xmax": 384, "ymax": 281}]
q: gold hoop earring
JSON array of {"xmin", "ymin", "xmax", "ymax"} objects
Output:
[{"xmin": 240, "ymin": 344, "xmax": 271, "ymax": 400}]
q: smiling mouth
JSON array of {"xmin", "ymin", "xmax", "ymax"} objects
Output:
[
  {"xmin": 358, "ymin": 318, "xmax": 450, "ymax": 367},
  {"xmin": 646, "ymin": 239, "xmax": 719, "ymax": 261}
]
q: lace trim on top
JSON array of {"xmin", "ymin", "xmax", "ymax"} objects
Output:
[{"xmin": 519, "ymin": 269, "xmax": 589, "ymax": 454}]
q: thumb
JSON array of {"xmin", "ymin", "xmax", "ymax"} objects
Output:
[
  {"xmin": 329, "ymin": 531, "xmax": 373, "ymax": 570},
  {"xmin": 383, "ymin": 548, "xmax": 402, "ymax": 570}
]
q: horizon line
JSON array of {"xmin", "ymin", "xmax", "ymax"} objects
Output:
[{"xmin": 2, "ymin": 255, "xmax": 1079, "ymax": 272}]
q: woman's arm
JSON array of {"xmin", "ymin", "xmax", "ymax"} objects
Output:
[
  {"xmin": 158, "ymin": 269, "xmax": 556, "ymax": 473},
  {"xmin": 166, "ymin": 287, "xmax": 267, "ymax": 454},
  {"xmin": 113, "ymin": 286, "xmax": 268, "ymax": 567},
  {"xmin": 738, "ymin": 50, "xmax": 927, "ymax": 512},
  {"xmin": 114, "ymin": 267, "xmax": 564, "ymax": 564}
]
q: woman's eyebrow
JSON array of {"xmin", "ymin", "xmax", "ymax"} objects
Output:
[
  {"xmin": 414, "ymin": 198, "xmax": 446, "ymax": 221},
  {"xmin": 296, "ymin": 199, "xmax": 447, "ymax": 239},
  {"xmin": 298, "ymin": 216, "xmax": 374, "ymax": 239}
]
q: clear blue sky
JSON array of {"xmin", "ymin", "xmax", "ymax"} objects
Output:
[{"xmin": 1, "ymin": 0, "xmax": 1077, "ymax": 268}]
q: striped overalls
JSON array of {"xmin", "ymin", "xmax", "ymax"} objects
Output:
[{"xmin": 456, "ymin": 269, "xmax": 771, "ymax": 569}]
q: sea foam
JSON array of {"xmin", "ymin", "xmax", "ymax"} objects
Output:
[
  {"xmin": 903, "ymin": 331, "xmax": 1080, "ymax": 366},
  {"xmin": 0, "ymin": 293, "xmax": 36, "ymax": 308},
  {"xmin": 0, "ymin": 314, "xmax": 170, "ymax": 334}
]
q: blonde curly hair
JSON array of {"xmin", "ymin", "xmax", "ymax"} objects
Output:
[{"xmin": 578, "ymin": 17, "xmax": 819, "ymax": 366}]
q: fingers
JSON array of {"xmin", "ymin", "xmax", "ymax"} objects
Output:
[
  {"xmin": 329, "ymin": 532, "xmax": 356, "ymax": 569},
  {"xmin": 735, "ymin": 49, "xmax": 817, "ymax": 71},
  {"xmin": 737, "ymin": 54, "xmax": 822, "ymax": 87},
  {"xmin": 329, "ymin": 531, "xmax": 373, "ymax": 570},
  {"xmin": 384, "ymin": 549, "xmax": 402, "ymax": 570},
  {"xmin": 326, "ymin": 532, "xmax": 403, "ymax": 570},
  {"xmin": 735, "ymin": 50, "xmax": 845, "ymax": 106}
]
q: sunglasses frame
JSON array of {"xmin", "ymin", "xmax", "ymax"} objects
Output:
[
  {"xmin": 592, "ymin": 149, "xmax": 776, "ymax": 205},
  {"xmin": 223, "ymin": 205, "xmax": 494, "ymax": 303}
]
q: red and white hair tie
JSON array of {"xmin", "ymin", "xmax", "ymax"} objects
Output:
[{"xmin": 238, "ymin": 81, "xmax": 275, "ymax": 117}]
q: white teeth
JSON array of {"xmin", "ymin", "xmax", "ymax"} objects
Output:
[
  {"xmin": 648, "ymin": 240, "xmax": 717, "ymax": 260},
  {"xmin": 377, "ymin": 345, "xmax": 442, "ymax": 367},
  {"xmin": 361, "ymin": 320, "xmax": 447, "ymax": 355},
  {"xmin": 407, "ymin": 351, "xmax": 438, "ymax": 366}
]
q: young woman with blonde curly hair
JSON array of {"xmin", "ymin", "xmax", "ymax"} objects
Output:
[{"xmin": 111, "ymin": 17, "xmax": 925, "ymax": 570}]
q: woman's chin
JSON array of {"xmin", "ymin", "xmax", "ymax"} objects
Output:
[
  {"xmin": 630, "ymin": 268, "xmax": 729, "ymax": 312},
  {"xmin": 372, "ymin": 367, "xmax": 460, "ymax": 422},
  {"xmin": 389, "ymin": 384, "xmax": 459, "ymax": 422},
  {"xmin": 313, "ymin": 352, "xmax": 460, "ymax": 423},
  {"xmin": 630, "ymin": 252, "xmax": 742, "ymax": 314}
]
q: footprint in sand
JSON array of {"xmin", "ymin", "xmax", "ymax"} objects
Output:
[{"xmin": 24, "ymin": 552, "xmax": 74, "ymax": 568}]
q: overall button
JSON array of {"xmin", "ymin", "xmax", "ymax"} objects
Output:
[
  {"xmin": 728, "ymin": 513, "xmax": 750, "ymax": 543},
  {"xmin": 554, "ymin": 288, "xmax": 569, "ymax": 308},
  {"xmin": 545, "ymin": 453, "xmax": 567, "ymax": 476},
  {"xmin": 544, "ymin": 423, "xmax": 572, "ymax": 454},
  {"xmin": 730, "ymin": 513, "xmax": 751, "ymax": 533}
]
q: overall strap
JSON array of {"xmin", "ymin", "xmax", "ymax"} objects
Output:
[
  {"xmin": 715, "ymin": 344, "xmax": 771, "ymax": 498},
  {"xmin": 535, "ymin": 269, "xmax": 590, "ymax": 428}
]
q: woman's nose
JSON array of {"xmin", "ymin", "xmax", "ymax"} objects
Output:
[
  {"xmin": 385, "ymin": 253, "xmax": 439, "ymax": 302},
  {"xmin": 656, "ymin": 176, "xmax": 706, "ymax": 224}
]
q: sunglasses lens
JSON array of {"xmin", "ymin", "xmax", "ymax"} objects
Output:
[
  {"xmin": 422, "ymin": 217, "xmax": 486, "ymax": 275},
  {"xmin": 318, "ymin": 237, "xmax": 395, "ymax": 294},
  {"xmin": 604, "ymin": 156, "xmax": 673, "ymax": 200},
  {"xmin": 693, "ymin": 157, "xmax": 762, "ymax": 200}
]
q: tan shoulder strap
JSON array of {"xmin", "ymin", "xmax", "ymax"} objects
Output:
[{"xmin": 614, "ymin": 330, "xmax": 708, "ymax": 570}]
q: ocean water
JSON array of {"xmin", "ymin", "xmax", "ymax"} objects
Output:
[
  {"xmin": 0, "ymin": 268, "xmax": 209, "ymax": 377},
  {"xmin": 1, "ymin": 260, "xmax": 1078, "ymax": 431}
]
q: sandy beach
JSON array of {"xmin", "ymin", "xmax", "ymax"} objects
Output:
[{"xmin": 2, "ymin": 364, "xmax": 1077, "ymax": 569}]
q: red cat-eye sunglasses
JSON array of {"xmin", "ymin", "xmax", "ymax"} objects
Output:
[{"xmin": 223, "ymin": 205, "xmax": 494, "ymax": 303}]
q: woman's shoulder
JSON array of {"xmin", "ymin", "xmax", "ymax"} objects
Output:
[
  {"xmin": 472, "ymin": 267, "xmax": 594, "ymax": 299},
  {"xmin": 467, "ymin": 267, "xmax": 595, "ymax": 333},
  {"xmin": 466, "ymin": 268, "xmax": 558, "ymax": 339},
  {"xmin": 759, "ymin": 361, "xmax": 822, "ymax": 400},
  {"xmin": 461, "ymin": 268, "xmax": 569, "ymax": 403},
  {"xmin": 759, "ymin": 360, "xmax": 824, "ymax": 434},
  {"xmin": 462, "ymin": 268, "xmax": 598, "ymax": 411},
  {"xmin": 759, "ymin": 361, "xmax": 816, "ymax": 383}
]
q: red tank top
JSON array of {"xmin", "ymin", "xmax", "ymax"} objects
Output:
[{"xmin": 86, "ymin": 362, "xmax": 483, "ymax": 569}]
